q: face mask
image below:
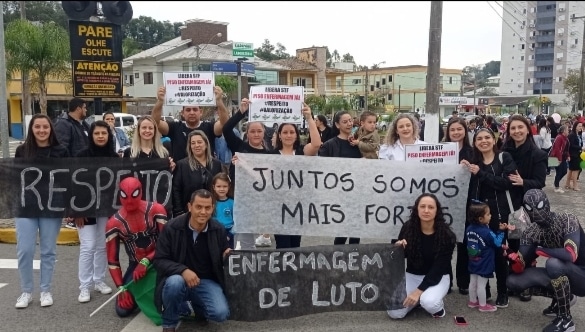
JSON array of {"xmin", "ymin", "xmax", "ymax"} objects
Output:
[{"xmin": 120, "ymin": 177, "xmax": 142, "ymax": 212}]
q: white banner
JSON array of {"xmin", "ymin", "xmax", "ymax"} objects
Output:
[
  {"xmin": 404, "ymin": 143, "xmax": 459, "ymax": 165},
  {"xmin": 249, "ymin": 85, "xmax": 304, "ymax": 124},
  {"xmin": 163, "ymin": 72, "xmax": 215, "ymax": 106},
  {"xmin": 233, "ymin": 153, "xmax": 470, "ymax": 241}
]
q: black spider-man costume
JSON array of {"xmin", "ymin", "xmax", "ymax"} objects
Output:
[
  {"xmin": 106, "ymin": 177, "xmax": 167, "ymax": 317},
  {"xmin": 506, "ymin": 189, "xmax": 585, "ymax": 332}
]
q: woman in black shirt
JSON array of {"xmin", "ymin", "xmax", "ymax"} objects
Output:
[
  {"xmin": 319, "ymin": 111, "xmax": 361, "ymax": 245},
  {"xmin": 14, "ymin": 114, "xmax": 69, "ymax": 309},
  {"xmin": 388, "ymin": 193, "xmax": 456, "ymax": 319},
  {"xmin": 271, "ymin": 104, "xmax": 321, "ymax": 248}
]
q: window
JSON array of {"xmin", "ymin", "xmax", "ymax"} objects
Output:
[
  {"xmin": 576, "ymin": 39, "xmax": 579, "ymax": 44},
  {"xmin": 121, "ymin": 116, "xmax": 135, "ymax": 126},
  {"xmin": 521, "ymin": 56, "xmax": 525, "ymax": 61},
  {"xmin": 376, "ymin": 81, "xmax": 380, "ymax": 88},
  {"xmin": 144, "ymin": 72, "xmax": 153, "ymax": 85},
  {"xmin": 352, "ymin": 79, "xmax": 362, "ymax": 84},
  {"xmin": 134, "ymin": 73, "xmax": 139, "ymax": 78},
  {"xmin": 387, "ymin": 94, "xmax": 392, "ymax": 101},
  {"xmin": 521, "ymin": 44, "xmax": 525, "ymax": 49},
  {"xmin": 370, "ymin": 85, "xmax": 374, "ymax": 92},
  {"xmin": 388, "ymin": 75, "xmax": 393, "ymax": 82},
  {"xmin": 182, "ymin": 62, "xmax": 189, "ymax": 71},
  {"xmin": 296, "ymin": 78, "xmax": 306, "ymax": 87},
  {"xmin": 449, "ymin": 77, "xmax": 452, "ymax": 84},
  {"xmin": 382, "ymin": 78, "xmax": 386, "ymax": 85},
  {"xmin": 523, "ymin": 8, "xmax": 526, "ymax": 14},
  {"xmin": 528, "ymin": 78, "xmax": 531, "ymax": 83}
]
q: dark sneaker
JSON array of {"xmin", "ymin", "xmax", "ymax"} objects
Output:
[
  {"xmin": 519, "ymin": 289, "xmax": 532, "ymax": 302},
  {"xmin": 432, "ymin": 308, "xmax": 445, "ymax": 318},
  {"xmin": 543, "ymin": 295, "xmax": 577, "ymax": 317},
  {"xmin": 458, "ymin": 288, "xmax": 469, "ymax": 295},
  {"xmin": 542, "ymin": 315, "xmax": 575, "ymax": 332},
  {"xmin": 496, "ymin": 294, "xmax": 509, "ymax": 308}
]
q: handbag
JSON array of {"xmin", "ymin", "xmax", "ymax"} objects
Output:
[
  {"xmin": 498, "ymin": 153, "xmax": 529, "ymax": 239},
  {"xmin": 547, "ymin": 157, "xmax": 560, "ymax": 167}
]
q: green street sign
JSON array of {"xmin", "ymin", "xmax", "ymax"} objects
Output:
[{"xmin": 233, "ymin": 42, "xmax": 254, "ymax": 58}]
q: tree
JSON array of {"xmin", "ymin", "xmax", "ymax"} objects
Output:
[
  {"xmin": 476, "ymin": 87, "xmax": 499, "ymax": 96},
  {"xmin": 122, "ymin": 38, "xmax": 142, "ymax": 58},
  {"xmin": 324, "ymin": 96, "xmax": 349, "ymax": 113},
  {"xmin": 482, "ymin": 60, "xmax": 500, "ymax": 78},
  {"xmin": 563, "ymin": 69, "xmax": 582, "ymax": 107},
  {"xmin": 341, "ymin": 53, "xmax": 355, "ymax": 63},
  {"xmin": 123, "ymin": 16, "xmax": 181, "ymax": 50},
  {"xmin": 5, "ymin": 19, "xmax": 70, "ymax": 114},
  {"xmin": 215, "ymin": 75, "xmax": 238, "ymax": 106},
  {"xmin": 304, "ymin": 95, "xmax": 326, "ymax": 114},
  {"xmin": 254, "ymin": 39, "xmax": 291, "ymax": 61},
  {"xmin": 3, "ymin": 1, "xmax": 68, "ymax": 30}
]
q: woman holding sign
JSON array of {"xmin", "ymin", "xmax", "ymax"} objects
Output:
[
  {"xmin": 271, "ymin": 103, "xmax": 321, "ymax": 248},
  {"xmin": 14, "ymin": 114, "xmax": 69, "ymax": 309},
  {"xmin": 389, "ymin": 193, "xmax": 456, "ymax": 319},
  {"xmin": 223, "ymin": 98, "xmax": 271, "ymax": 249},
  {"xmin": 73, "ymin": 121, "xmax": 119, "ymax": 304}
]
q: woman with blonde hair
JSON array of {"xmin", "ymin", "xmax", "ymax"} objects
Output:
[
  {"xmin": 379, "ymin": 113, "xmax": 427, "ymax": 161},
  {"xmin": 123, "ymin": 116, "xmax": 175, "ymax": 173},
  {"xmin": 172, "ymin": 130, "xmax": 223, "ymax": 217}
]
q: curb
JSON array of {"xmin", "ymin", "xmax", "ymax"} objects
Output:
[{"xmin": 0, "ymin": 228, "xmax": 80, "ymax": 245}]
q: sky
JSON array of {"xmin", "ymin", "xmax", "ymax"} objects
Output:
[{"xmin": 130, "ymin": 1, "xmax": 504, "ymax": 70}]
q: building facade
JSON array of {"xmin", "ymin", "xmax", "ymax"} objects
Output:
[
  {"xmin": 343, "ymin": 65, "xmax": 462, "ymax": 113},
  {"xmin": 500, "ymin": 1, "xmax": 585, "ymax": 96}
]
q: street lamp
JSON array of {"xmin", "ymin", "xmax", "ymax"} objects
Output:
[
  {"xmin": 194, "ymin": 32, "xmax": 222, "ymax": 71},
  {"xmin": 365, "ymin": 61, "xmax": 385, "ymax": 110}
]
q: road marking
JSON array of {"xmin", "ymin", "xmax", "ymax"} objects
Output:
[
  {"xmin": 0, "ymin": 259, "xmax": 40, "ymax": 270},
  {"xmin": 121, "ymin": 312, "xmax": 159, "ymax": 332},
  {"xmin": 0, "ymin": 283, "xmax": 7, "ymax": 289}
]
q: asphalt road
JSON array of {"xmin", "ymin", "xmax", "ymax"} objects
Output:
[{"xmin": 0, "ymin": 176, "xmax": 583, "ymax": 332}]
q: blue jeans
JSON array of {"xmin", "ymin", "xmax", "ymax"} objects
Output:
[
  {"xmin": 16, "ymin": 217, "xmax": 62, "ymax": 293},
  {"xmin": 162, "ymin": 275, "xmax": 229, "ymax": 328},
  {"xmin": 554, "ymin": 161, "xmax": 568, "ymax": 188}
]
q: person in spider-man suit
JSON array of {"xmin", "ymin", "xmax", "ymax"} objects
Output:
[
  {"xmin": 106, "ymin": 177, "xmax": 168, "ymax": 317},
  {"xmin": 506, "ymin": 189, "xmax": 585, "ymax": 332}
]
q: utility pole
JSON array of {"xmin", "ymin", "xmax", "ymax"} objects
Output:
[
  {"xmin": 364, "ymin": 68, "xmax": 369, "ymax": 110},
  {"xmin": 1, "ymin": 1, "xmax": 10, "ymax": 158},
  {"xmin": 575, "ymin": 15, "xmax": 585, "ymax": 111},
  {"xmin": 20, "ymin": 1, "xmax": 30, "ymax": 139},
  {"xmin": 424, "ymin": 1, "xmax": 443, "ymax": 144}
]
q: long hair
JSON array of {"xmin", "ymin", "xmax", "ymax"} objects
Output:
[
  {"xmin": 130, "ymin": 116, "xmax": 168, "ymax": 158},
  {"xmin": 401, "ymin": 193, "xmax": 455, "ymax": 268},
  {"xmin": 316, "ymin": 114, "xmax": 329, "ymax": 129},
  {"xmin": 444, "ymin": 117, "xmax": 471, "ymax": 149},
  {"xmin": 471, "ymin": 128, "xmax": 499, "ymax": 164},
  {"xmin": 504, "ymin": 115, "xmax": 537, "ymax": 147},
  {"xmin": 22, "ymin": 114, "xmax": 61, "ymax": 158},
  {"xmin": 275, "ymin": 123, "xmax": 301, "ymax": 151},
  {"xmin": 186, "ymin": 130, "xmax": 212, "ymax": 171},
  {"xmin": 330, "ymin": 111, "xmax": 350, "ymax": 137},
  {"xmin": 571, "ymin": 120, "xmax": 582, "ymax": 134},
  {"xmin": 88, "ymin": 120, "xmax": 117, "ymax": 156},
  {"xmin": 537, "ymin": 118, "xmax": 549, "ymax": 133},
  {"xmin": 384, "ymin": 113, "xmax": 419, "ymax": 146}
]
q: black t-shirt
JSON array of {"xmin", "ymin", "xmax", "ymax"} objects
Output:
[
  {"xmin": 167, "ymin": 121, "xmax": 217, "ymax": 162},
  {"xmin": 318, "ymin": 137, "xmax": 362, "ymax": 158}
]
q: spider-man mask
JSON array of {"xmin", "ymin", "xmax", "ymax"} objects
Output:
[
  {"xmin": 119, "ymin": 177, "xmax": 142, "ymax": 212},
  {"xmin": 523, "ymin": 189, "xmax": 551, "ymax": 228}
]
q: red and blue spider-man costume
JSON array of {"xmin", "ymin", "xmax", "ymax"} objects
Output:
[{"xmin": 106, "ymin": 177, "xmax": 167, "ymax": 317}]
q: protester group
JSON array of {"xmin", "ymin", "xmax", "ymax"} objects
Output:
[{"xmin": 11, "ymin": 83, "xmax": 585, "ymax": 332}]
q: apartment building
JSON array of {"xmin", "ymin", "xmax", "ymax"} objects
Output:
[{"xmin": 500, "ymin": 1, "xmax": 585, "ymax": 95}]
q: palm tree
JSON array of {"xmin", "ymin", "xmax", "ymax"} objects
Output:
[{"xmin": 5, "ymin": 19, "xmax": 70, "ymax": 114}]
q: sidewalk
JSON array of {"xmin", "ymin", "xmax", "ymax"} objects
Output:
[{"xmin": 0, "ymin": 218, "xmax": 79, "ymax": 245}]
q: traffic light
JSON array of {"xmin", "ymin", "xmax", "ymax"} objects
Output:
[
  {"xmin": 62, "ymin": 1, "xmax": 98, "ymax": 20},
  {"xmin": 100, "ymin": 1, "xmax": 133, "ymax": 25},
  {"xmin": 62, "ymin": 1, "xmax": 133, "ymax": 25}
]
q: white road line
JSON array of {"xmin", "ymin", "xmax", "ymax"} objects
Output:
[
  {"xmin": 0, "ymin": 283, "xmax": 8, "ymax": 289},
  {"xmin": 0, "ymin": 259, "xmax": 41, "ymax": 270},
  {"xmin": 121, "ymin": 312, "xmax": 159, "ymax": 332}
]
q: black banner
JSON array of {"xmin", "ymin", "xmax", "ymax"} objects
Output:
[
  {"xmin": 69, "ymin": 20, "xmax": 123, "ymax": 98},
  {"xmin": 224, "ymin": 244, "xmax": 406, "ymax": 321},
  {"xmin": 0, "ymin": 158, "xmax": 171, "ymax": 218}
]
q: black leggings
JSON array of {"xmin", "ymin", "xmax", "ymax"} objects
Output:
[
  {"xmin": 274, "ymin": 234, "xmax": 301, "ymax": 249},
  {"xmin": 507, "ymin": 258, "xmax": 585, "ymax": 297}
]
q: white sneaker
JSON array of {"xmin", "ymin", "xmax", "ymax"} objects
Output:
[
  {"xmin": 78, "ymin": 288, "xmax": 91, "ymax": 303},
  {"xmin": 554, "ymin": 188, "xmax": 565, "ymax": 193},
  {"xmin": 15, "ymin": 292, "xmax": 32, "ymax": 308},
  {"xmin": 94, "ymin": 281, "xmax": 112, "ymax": 294},
  {"xmin": 40, "ymin": 292, "xmax": 53, "ymax": 307},
  {"xmin": 255, "ymin": 235, "xmax": 272, "ymax": 247}
]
